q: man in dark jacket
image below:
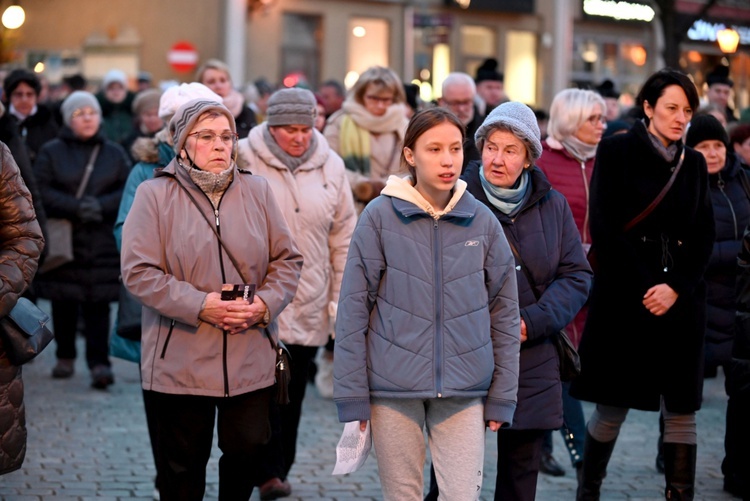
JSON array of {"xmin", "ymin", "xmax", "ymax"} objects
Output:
[{"xmin": 726, "ymin": 229, "xmax": 750, "ymax": 499}]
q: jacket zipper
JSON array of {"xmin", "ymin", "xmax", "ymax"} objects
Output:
[
  {"xmin": 159, "ymin": 319, "xmax": 176, "ymax": 359},
  {"xmin": 718, "ymin": 177, "xmax": 739, "ymax": 240},
  {"xmin": 433, "ymin": 218, "xmax": 444, "ymax": 398},
  {"xmin": 214, "ymin": 207, "xmax": 230, "ymax": 397},
  {"xmin": 580, "ymin": 160, "xmax": 590, "ymax": 246},
  {"xmin": 197, "ymin": 185, "xmax": 231, "ymax": 398}
]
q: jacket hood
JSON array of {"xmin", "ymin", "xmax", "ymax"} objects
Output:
[
  {"xmin": 131, "ymin": 130, "xmax": 174, "ymax": 166},
  {"xmin": 246, "ymin": 123, "xmax": 331, "ymax": 173},
  {"xmin": 381, "ymin": 174, "xmax": 471, "ymax": 219}
]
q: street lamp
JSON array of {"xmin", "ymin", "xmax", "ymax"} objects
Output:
[
  {"xmin": 717, "ymin": 27, "xmax": 740, "ymax": 54},
  {"xmin": 1, "ymin": 2, "xmax": 25, "ymax": 30}
]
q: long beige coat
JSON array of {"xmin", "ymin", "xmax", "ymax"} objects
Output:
[{"xmin": 238, "ymin": 125, "xmax": 356, "ymax": 346}]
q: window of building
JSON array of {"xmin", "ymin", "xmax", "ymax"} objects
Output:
[
  {"xmin": 346, "ymin": 17, "xmax": 389, "ymax": 88},
  {"xmin": 281, "ymin": 13, "xmax": 322, "ymax": 88},
  {"xmin": 571, "ymin": 35, "xmax": 649, "ymax": 98}
]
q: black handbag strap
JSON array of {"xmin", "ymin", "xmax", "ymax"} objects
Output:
[
  {"xmin": 75, "ymin": 144, "xmax": 101, "ymax": 200},
  {"xmin": 623, "ymin": 147, "xmax": 685, "ymax": 233},
  {"xmin": 170, "ymin": 176, "xmax": 279, "ymax": 353}
]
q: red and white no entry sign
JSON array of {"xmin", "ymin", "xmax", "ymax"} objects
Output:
[{"xmin": 167, "ymin": 41, "xmax": 199, "ymax": 73}]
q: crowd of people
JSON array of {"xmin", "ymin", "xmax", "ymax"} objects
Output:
[{"xmin": 0, "ymin": 57, "xmax": 749, "ymax": 501}]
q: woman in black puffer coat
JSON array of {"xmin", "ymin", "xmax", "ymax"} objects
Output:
[
  {"xmin": 686, "ymin": 116, "xmax": 750, "ymax": 376},
  {"xmin": 0, "ymin": 142, "xmax": 44, "ymax": 475},
  {"xmin": 33, "ymin": 91, "xmax": 130, "ymax": 389},
  {"xmin": 685, "ymin": 114, "xmax": 750, "ymax": 498}
]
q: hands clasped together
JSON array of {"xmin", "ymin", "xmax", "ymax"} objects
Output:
[{"xmin": 199, "ymin": 292, "xmax": 268, "ymax": 334}]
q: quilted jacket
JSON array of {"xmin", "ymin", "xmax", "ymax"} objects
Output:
[{"xmin": 0, "ymin": 141, "xmax": 44, "ymax": 475}]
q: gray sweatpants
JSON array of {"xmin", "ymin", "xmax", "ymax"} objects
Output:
[{"xmin": 370, "ymin": 397, "xmax": 485, "ymax": 501}]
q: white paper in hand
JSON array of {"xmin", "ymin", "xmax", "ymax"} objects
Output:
[{"xmin": 332, "ymin": 421, "xmax": 372, "ymax": 475}]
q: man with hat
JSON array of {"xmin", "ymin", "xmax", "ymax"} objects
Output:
[
  {"xmin": 475, "ymin": 58, "xmax": 509, "ymax": 116},
  {"xmin": 237, "ymin": 87, "xmax": 356, "ymax": 499},
  {"xmin": 706, "ymin": 66, "xmax": 737, "ymax": 124}
]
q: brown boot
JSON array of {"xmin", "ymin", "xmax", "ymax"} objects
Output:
[
  {"xmin": 51, "ymin": 358, "xmax": 75, "ymax": 378},
  {"xmin": 664, "ymin": 443, "xmax": 696, "ymax": 500}
]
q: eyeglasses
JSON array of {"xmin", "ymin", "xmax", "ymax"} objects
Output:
[
  {"xmin": 364, "ymin": 95, "xmax": 394, "ymax": 105},
  {"xmin": 442, "ymin": 99, "xmax": 474, "ymax": 109},
  {"xmin": 70, "ymin": 109, "xmax": 100, "ymax": 120},
  {"xmin": 188, "ymin": 130, "xmax": 237, "ymax": 145},
  {"xmin": 586, "ymin": 114, "xmax": 607, "ymax": 126}
]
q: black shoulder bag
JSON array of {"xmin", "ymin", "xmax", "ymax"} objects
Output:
[
  {"xmin": 506, "ymin": 239, "xmax": 581, "ymax": 381},
  {"xmin": 171, "ymin": 177, "xmax": 291, "ymax": 404}
]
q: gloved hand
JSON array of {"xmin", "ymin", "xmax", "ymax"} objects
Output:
[
  {"xmin": 77, "ymin": 196, "xmax": 103, "ymax": 223},
  {"xmin": 353, "ymin": 180, "xmax": 386, "ymax": 204}
]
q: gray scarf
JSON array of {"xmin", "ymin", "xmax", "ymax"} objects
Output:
[
  {"xmin": 642, "ymin": 119, "xmax": 679, "ymax": 162},
  {"xmin": 479, "ymin": 168, "xmax": 530, "ymax": 216},
  {"xmin": 561, "ymin": 136, "xmax": 598, "ymax": 162},
  {"xmin": 263, "ymin": 126, "xmax": 317, "ymax": 172},
  {"xmin": 179, "ymin": 159, "xmax": 233, "ymax": 209}
]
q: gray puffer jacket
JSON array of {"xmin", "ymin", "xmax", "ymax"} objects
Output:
[{"xmin": 334, "ymin": 176, "xmax": 520, "ymax": 424}]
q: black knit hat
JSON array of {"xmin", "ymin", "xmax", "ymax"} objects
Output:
[
  {"xmin": 3, "ymin": 69, "xmax": 41, "ymax": 100},
  {"xmin": 475, "ymin": 58, "xmax": 503, "ymax": 83},
  {"xmin": 595, "ymin": 79, "xmax": 620, "ymax": 99},
  {"xmin": 686, "ymin": 114, "xmax": 728, "ymax": 149},
  {"xmin": 706, "ymin": 65, "xmax": 733, "ymax": 88}
]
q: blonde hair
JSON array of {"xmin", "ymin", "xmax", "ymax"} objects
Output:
[
  {"xmin": 547, "ymin": 89, "xmax": 606, "ymax": 141},
  {"xmin": 195, "ymin": 58, "xmax": 232, "ymax": 85},
  {"xmin": 350, "ymin": 66, "xmax": 406, "ymax": 106}
]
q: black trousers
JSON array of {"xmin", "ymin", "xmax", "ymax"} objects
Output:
[
  {"xmin": 494, "ymin": 428, "xmax": 545, "ymax": 501},
  {"xmin": 259, "ymin": 344, "xmax": 318, "ymax": 481},
  {"xmin": 148, "ymin": 386, "xmax": 273, "ymax": 501},
  {"xmin": 51, "ymin": 300, "xmax": 110, "ymax": 368}
]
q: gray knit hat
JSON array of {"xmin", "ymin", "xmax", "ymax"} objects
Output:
[
  {"xmin": 266, "ymin": 88, "xmax": 317, "ymax": 128},
  {"xmin": 475, "ymin": 101, "xmax": 543, "ymax": 161},
  {"xmin": 169, "ymin": 98, "xmax": 236, "ymax": 154},
  {"xmin": 61, "ymin": 91, "xmax": 102, "ymax": 127}
]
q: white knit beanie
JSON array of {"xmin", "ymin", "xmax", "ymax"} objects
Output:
[
  {"xmin": 475, "ymin": 101, "xmax": 543, "ymax": 161},
  {"xmin": 158, "ymin": 83, "xmax": 222, "ymax": 121},
  {"xmin": 169, "ymin": 98, "xmax": 236, "ymax": 154},
  {"xmin": 102, "ymin": 69, "xmax": 128, "ymax": 89}
]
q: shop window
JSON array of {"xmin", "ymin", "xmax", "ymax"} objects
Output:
[
  {"xmin": 346, "ymin": 17, "xmax": 389, "ymax": 88},
  {"xmin": 571, "ymin": 35, "xmax": 650, "ymax": 98},
  {"xmin": 460, "ymin": 25, "xmax": 496, "ymax": 78},
  {"xmin": 281, "ymin": 13, "xmax": 321, "ymax": 88},
  {"xmin": 504, "ymin": 31, "xmax": 537, "ymax": 105}
]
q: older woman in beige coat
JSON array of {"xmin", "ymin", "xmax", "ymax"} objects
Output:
[{"xmin": 238, "ymin": 87, "xmax": 356, "ymax": 499}]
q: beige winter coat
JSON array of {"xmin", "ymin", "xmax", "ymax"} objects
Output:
[
  {"xmin": 121, "ymin": 158, "xmax": 303, "ymax": 397},
  {"xmin": 238, "ymin": 125, "xmax": 356, "ymax": 346}
]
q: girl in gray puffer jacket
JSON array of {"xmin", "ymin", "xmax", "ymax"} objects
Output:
[{"xmin": 334, "ymin": 108, "xmax": 520, "ymax": 500}]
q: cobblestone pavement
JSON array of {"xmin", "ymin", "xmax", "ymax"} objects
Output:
[{"xmin": 0, "ymin": 300, "xmax": 738, "ymax": 500}]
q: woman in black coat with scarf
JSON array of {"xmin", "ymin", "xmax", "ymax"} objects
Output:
[
  {"xmin": 33, "ymin": 91, "xmax": 130, "ymax": 390},
  {"xmin": 570, "ymin": 69, "xmax": 714, "ymax": 501}
]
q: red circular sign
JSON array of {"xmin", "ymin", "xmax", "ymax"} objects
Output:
[{"xmin": 167, "ymin": 41, "xmax": 199, "ymax": 73}]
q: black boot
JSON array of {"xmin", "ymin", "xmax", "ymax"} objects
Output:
[
  {"xmin": 656, "ymin": 413, "xmax": 665, "ymax": 473},
  {"xmin": 576, "ymin": 431, "xmax": 617, "ymax": 501},
  {"xmin": 664, "ymin": 443, "xmax": 696, "ymax": 500}
]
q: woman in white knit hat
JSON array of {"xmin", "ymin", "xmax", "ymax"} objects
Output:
[{"xmin": 121, "ymin": 98, "xmax": 302, "ymax": 499}]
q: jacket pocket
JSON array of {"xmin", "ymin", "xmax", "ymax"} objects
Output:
[{"xmin": 159, "ymin": 319, "xmax": 176, "ymax": 359}]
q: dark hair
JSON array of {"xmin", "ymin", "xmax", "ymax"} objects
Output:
[
  {"xmin": 403, "ymin": 82, "xmax": 419, "ymax": 113},
  {"xmin": 320, "ymin": 79, "xmax": 345, "ymax": 98},
  {"xmin": 3, "ymin": 69, "xmax": 41, "ymax": 101},
  {"xmin": 401, "ymin": 108, "xmax": 465, "ymax": 181},
  {"xmin": 636, "ymin": 69, "xmax": 699, "ymax": 122},
  {"xmin": 730, "ymin": 124, "xmax": 750, "ymax": 147},
  {"xmin": 63, "ymin": 74, "xmax": 87, "ymax": 91}
]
